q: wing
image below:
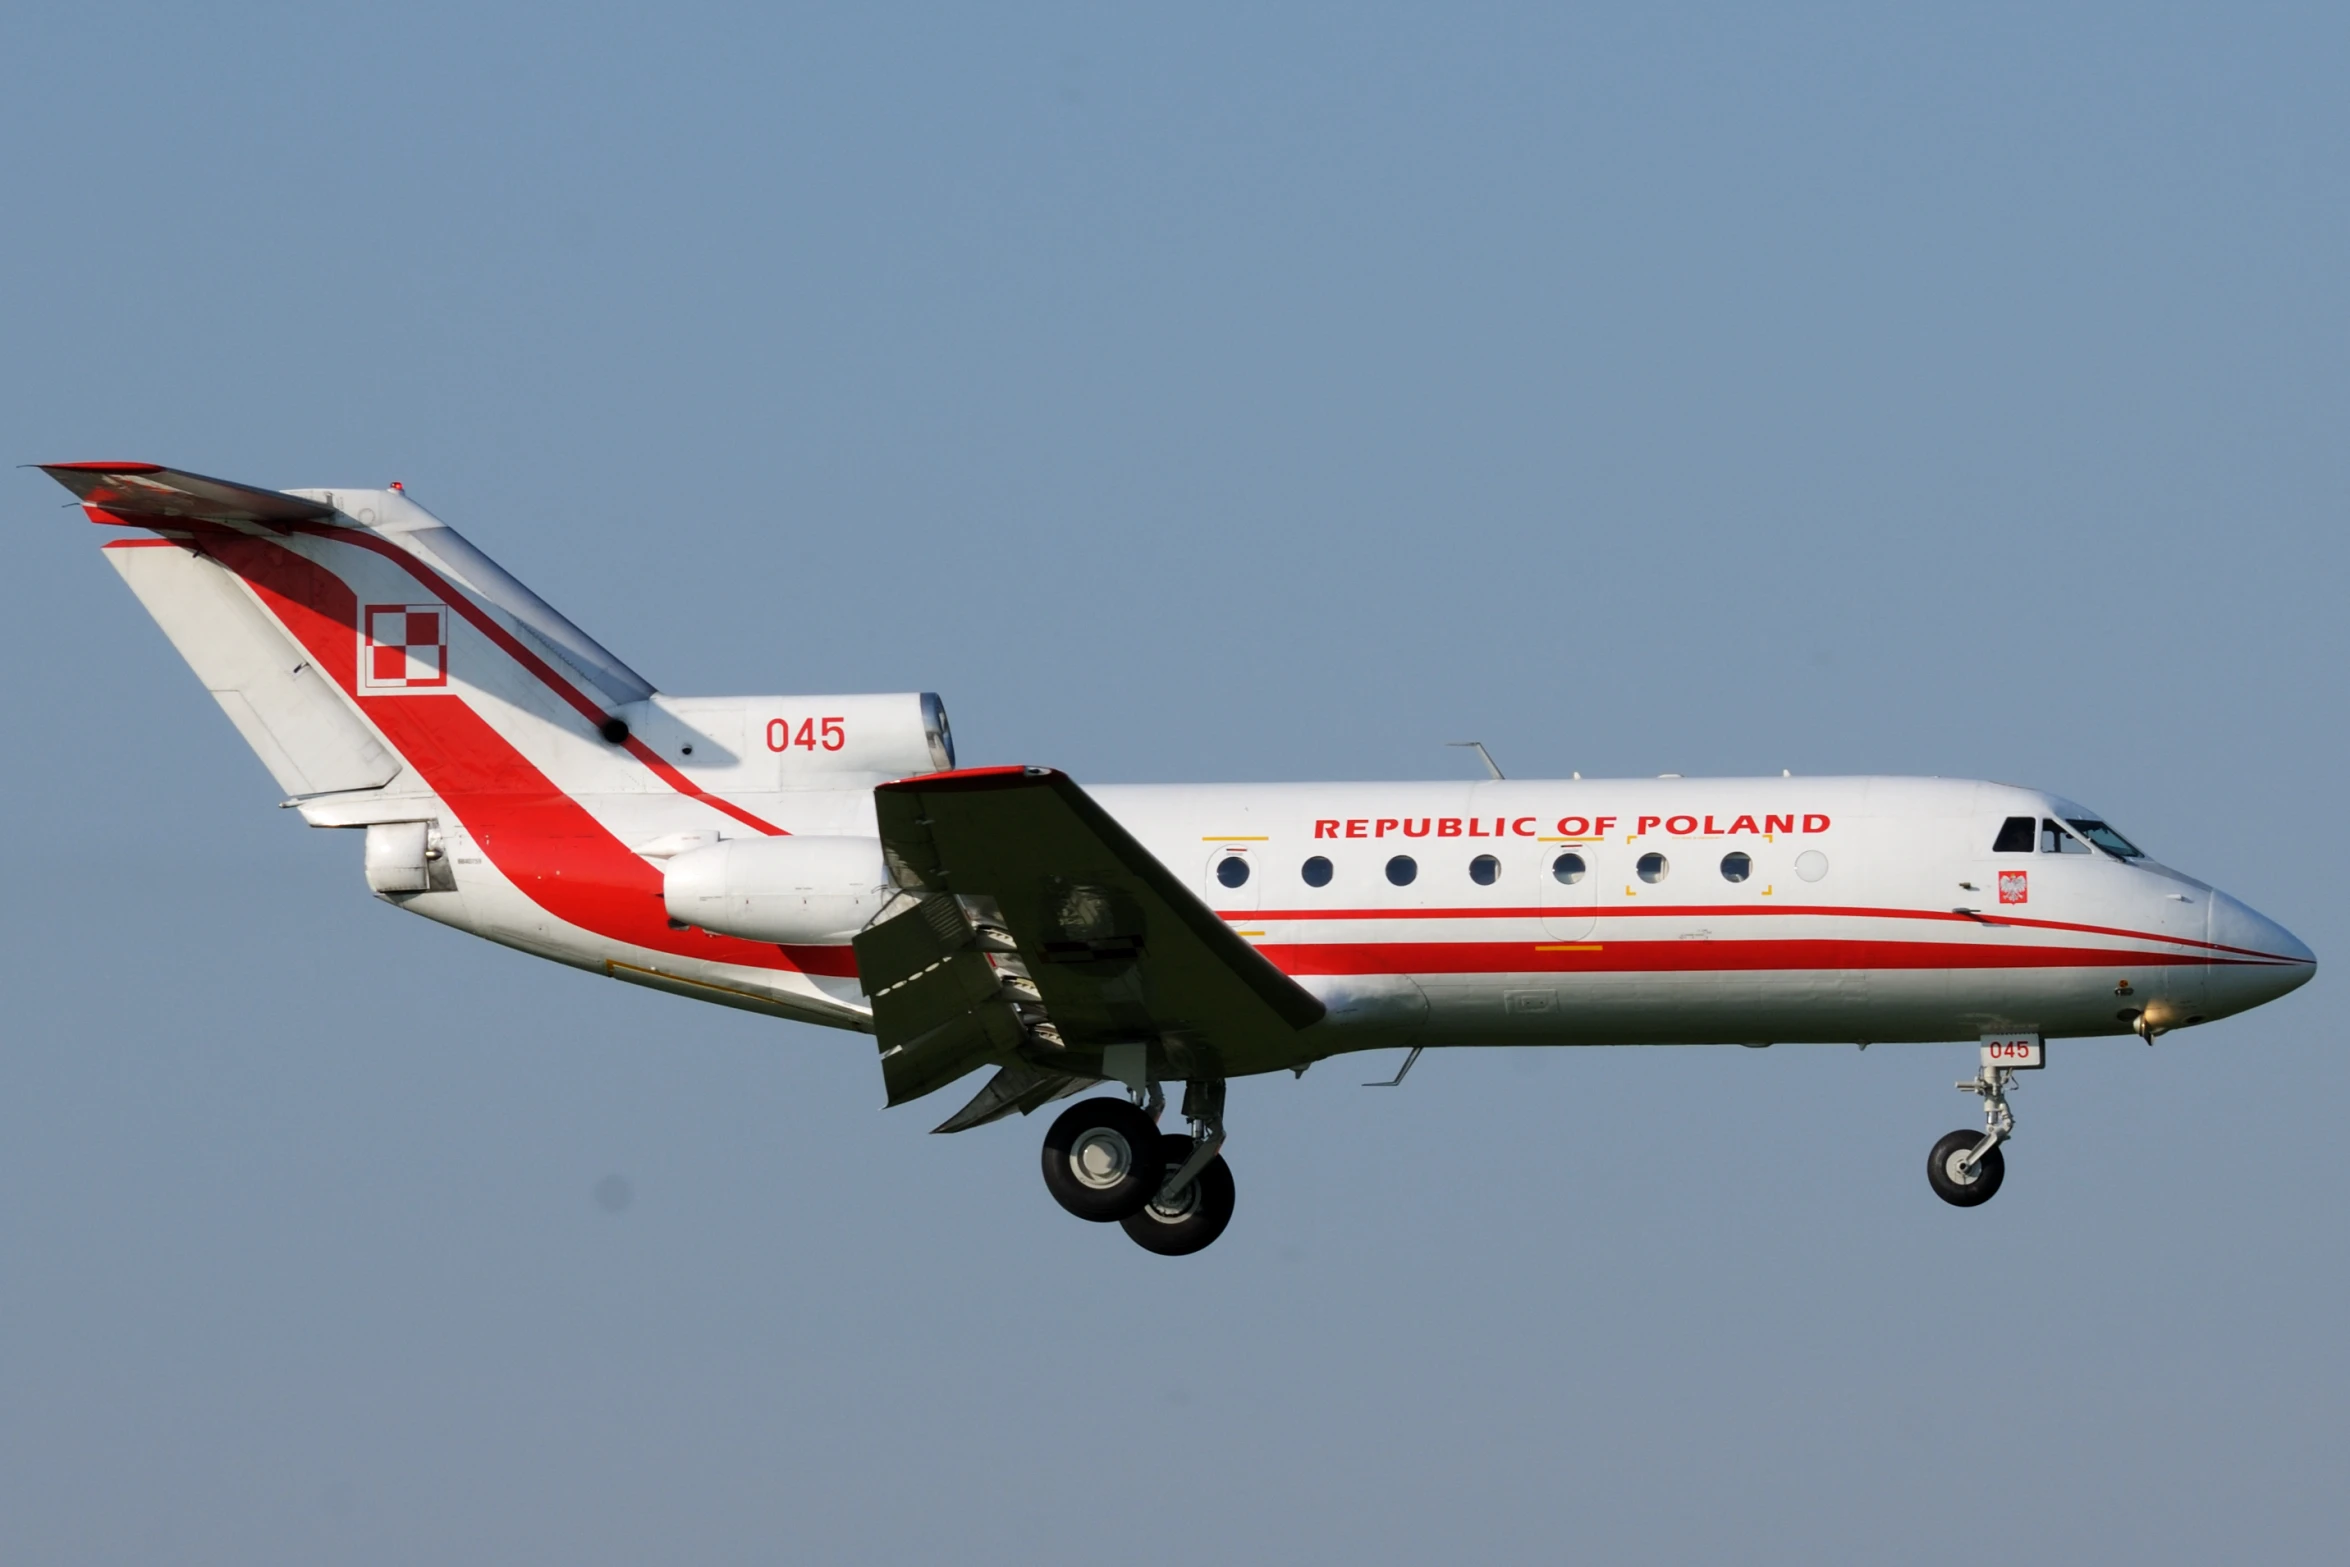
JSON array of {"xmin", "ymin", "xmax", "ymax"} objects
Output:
[{"xmin": 852, "ymin": 766, "xmax": 1325, "ymax": 1123}]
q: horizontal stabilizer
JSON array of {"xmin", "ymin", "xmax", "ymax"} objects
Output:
[{"xmin": 40, "ymin": 462, "xmax": 333, "ymax": 526}]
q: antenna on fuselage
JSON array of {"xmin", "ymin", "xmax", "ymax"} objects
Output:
[{"xmin": 1448, "ymin": 741, "xmax": 1505, "ymax": 780}]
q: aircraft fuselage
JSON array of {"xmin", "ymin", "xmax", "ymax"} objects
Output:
[{"xmin": 382, "ymin": 773, "xmax": 2313, "ymax": 1064}]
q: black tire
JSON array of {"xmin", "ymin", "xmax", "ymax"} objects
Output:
[
  {"xmin": 1927, "ymin": 1129, "xmax": 2006, "ymax": 1207},
  {"xmin": 1040, "ymin": 1098, "xmax": 1164, "ymax": 1222},
  {"xmin": 1120, "ymin": 1132, "xmax": 1236, "ymax": 1256}
]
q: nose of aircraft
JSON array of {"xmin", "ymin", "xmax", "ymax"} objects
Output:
[{"xmin": 2209, "ymin": 888, "xmax": 2316, "ymax": 1006}]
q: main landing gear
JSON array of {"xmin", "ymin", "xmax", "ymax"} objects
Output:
[
  {"xmin": 1039, "ymin": 1080, "xmax": 1234, "ymax": 1255},
  {"xmin": 1928, "ymin": 1063, "xmax": 2018, "ymax": 1208}
]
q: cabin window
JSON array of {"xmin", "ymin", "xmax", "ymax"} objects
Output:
[
  {"xmin": 1216, "ymin": 855, "xmax": 1250, "ymax": 888},
  {"xmin": 2067, "ymin": 819, "xmax": 2145, "ymax": 860},
  {"xmin": 1551, "ymin": 852, "xmax": 1587, "ymax": 885},
  {"xmin": 1637, "ymin": 852, "xmax": 1669, "ymax": 884},
  {"xmin": 1992, "ymin": 816, "xmax": 2036, "ymax": 853},
  {"xmin": 1386, "ymin": 855, "xmax": 1418, "ymax": 886},
  {"xmin": 1720, "ymin": 852, "xmax": 1751, "ymax": 883},
  {"xmin": 2041, "ymin": 818, "xmax": 2091, "ymax": 854},
  {"xmin": 1469, "ymin": 854, "xmax": 1500, "ymax": 885},
  {"xmin": 1301, "ymin": 855, "xmax": 1334, "ymax": 887}
]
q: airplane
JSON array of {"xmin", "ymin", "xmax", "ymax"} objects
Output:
[{"xmin": 38, "ymin": 461, "xmax": 2317, "ymax": 1255}]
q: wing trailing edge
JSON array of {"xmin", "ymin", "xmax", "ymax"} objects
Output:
[{"xmin": 854, "ymin": 766, "xmax": 1327, "ymax": 1121}]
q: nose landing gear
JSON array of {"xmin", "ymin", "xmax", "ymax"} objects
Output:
[{"xmin": 1928, "ymin": 1063, "xmax": 2018, "ymax": 1207}]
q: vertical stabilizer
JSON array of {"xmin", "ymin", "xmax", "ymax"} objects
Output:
[
  {"xmin": 104, "ymin": 540, "xmax": 399, "ymax": 796},
  {"xmin": 45, "ymin": 462, "xmax": 784, "ymax": 842},
  {"xmin": 282, "ymin": 484, "xmax": 654, "ymax": 709}
]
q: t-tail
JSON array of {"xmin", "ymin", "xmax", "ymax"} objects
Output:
[{"xmin": 43, "ymin": 461, "xmax": 953, "ymax": 1018}]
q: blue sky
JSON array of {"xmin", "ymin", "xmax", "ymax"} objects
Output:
[{"xmin": 3, "ymin": 4, "xmax": 2343, "ymax": 1561}]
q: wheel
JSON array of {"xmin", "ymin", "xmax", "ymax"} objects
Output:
[
  {"xmin": 1040, "ymin": 1097, "xmax": 1164, "ymax": 1222},
  {"xmin": 1927, "ymin": 1129, "xmax": 2006, "ymax": 1207},
  {"xmin": 1120, "ymin": 1132, "xmax": 1236, "ymax": 1256}
]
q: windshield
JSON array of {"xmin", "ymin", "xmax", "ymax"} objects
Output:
[{"xmin": 2066, "ymin": 818, "xmax": 2144, "ymax": 860}]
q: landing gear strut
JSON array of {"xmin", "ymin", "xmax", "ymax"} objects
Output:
[
  {"xmin": 1037, "ymin": 1079, "xmax": 1236, "ymax": 1254},
  {"xmin": 1121, "ymin": 1080, "xmax": 1235, "ymax": 1256},
  {"xmin": 1928, "ymin": 1064, "xmax": 2017, "ymax": 1207}
]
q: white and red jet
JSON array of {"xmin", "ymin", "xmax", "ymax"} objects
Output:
[{"xmin": 46, "ymin": 462, "xmax": 2316, "ymax": 1254}]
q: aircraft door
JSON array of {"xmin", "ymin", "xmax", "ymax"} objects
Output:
[{"xmin": 1539, "ymin": 844, "xmax": 1597, "ymax": 940}]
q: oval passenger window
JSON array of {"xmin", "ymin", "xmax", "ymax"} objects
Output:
[
  {"xmin": 1551, "ymin": 852, "xmax": 1586, "ymax": 885},
  {"xmin": 1216, "ymin": 856, "xmax": 1250, "ymax": 888},
  {"xmin": 1301, "ymin": 855, "xmax": 1334, "ymax": 887},
  {"xmin": 1795, "ymin": 850, "xmax": 1829, "ymax": 883},
  {"xmin": 1469, "ymin": 854, "xmax": 1500, "ymax": 886},
  {"xmin": 1637, "ymin": 852, "xmax": 1669, "ymax": 884},
  {"xmin": 1386, "ymin": 855, "xmax": 1418, "ymax": 886},
  {"xmin": 1720, "ymin": 852, "xmax": 1751, "ymax": 883}
]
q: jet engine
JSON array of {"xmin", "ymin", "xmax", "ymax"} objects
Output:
[{"xmin": 661, "ymin": 835, "xmax": 894, "ymax": 945}]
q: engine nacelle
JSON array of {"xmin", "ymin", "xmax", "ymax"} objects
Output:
[
  {"xmin": 662, "ymin": 835, "xmax": 893, "ymax": 945},
  {"xmin": 624, "ymin": 691, "xmax": 954, "ymax": 790}
]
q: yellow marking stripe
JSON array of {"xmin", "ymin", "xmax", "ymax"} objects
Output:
[{"xmin": 605, "ymin": 960, "xmax": 789, "ymax": 1008}]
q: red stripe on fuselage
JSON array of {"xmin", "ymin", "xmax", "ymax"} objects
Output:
[
  {"xmin": 204, "ymin": 533, "xmax": 817, "ymax": 978},
  {"xmin": 1254, "ymin": 937, "xmax": 2255, "ymax": 977},
  {"xmin": 1223, "ymin": 902, "xmax": 2298, "ymax": 965}
]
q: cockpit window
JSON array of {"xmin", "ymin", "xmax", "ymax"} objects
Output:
[
  {"xmin": 2066, "ymin": 819, "xmax": 2144, "ymax": 860},
  {"xmin": 1992, "ymin": 816, "xmax": 2035, "ymax": 853},
  {"xmin": 2041, "ymin": 818, "xmax": 2090, "ymax": 854}
]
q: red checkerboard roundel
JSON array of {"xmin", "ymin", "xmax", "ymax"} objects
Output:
[{"xmin": 361, "ymin": 603, "xmax": 449, "ymax": 690}]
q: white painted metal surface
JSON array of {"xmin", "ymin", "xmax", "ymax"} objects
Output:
[
  {"xmin": 662, "ymin": 835, "xmax": 892, "ymax": 945},
  {"xmin": 50, "ymin": 464, "xmax": 2316, "ymax": 1081}
]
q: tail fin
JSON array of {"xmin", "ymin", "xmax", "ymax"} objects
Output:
[
  {"xmin": 274, "ymin": 479, "xmax": 654, "ymax": 711},
  {"xmin": 49, "ymin": 462, "xmax": 959, "ymax": 1012},
  {"xmin": 44, "ymin": 461, "xmax": 675, "ymax": 811},
  {"xmin": 102, "ymin": 537, "xmax": 400, "ymax": 796}
]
